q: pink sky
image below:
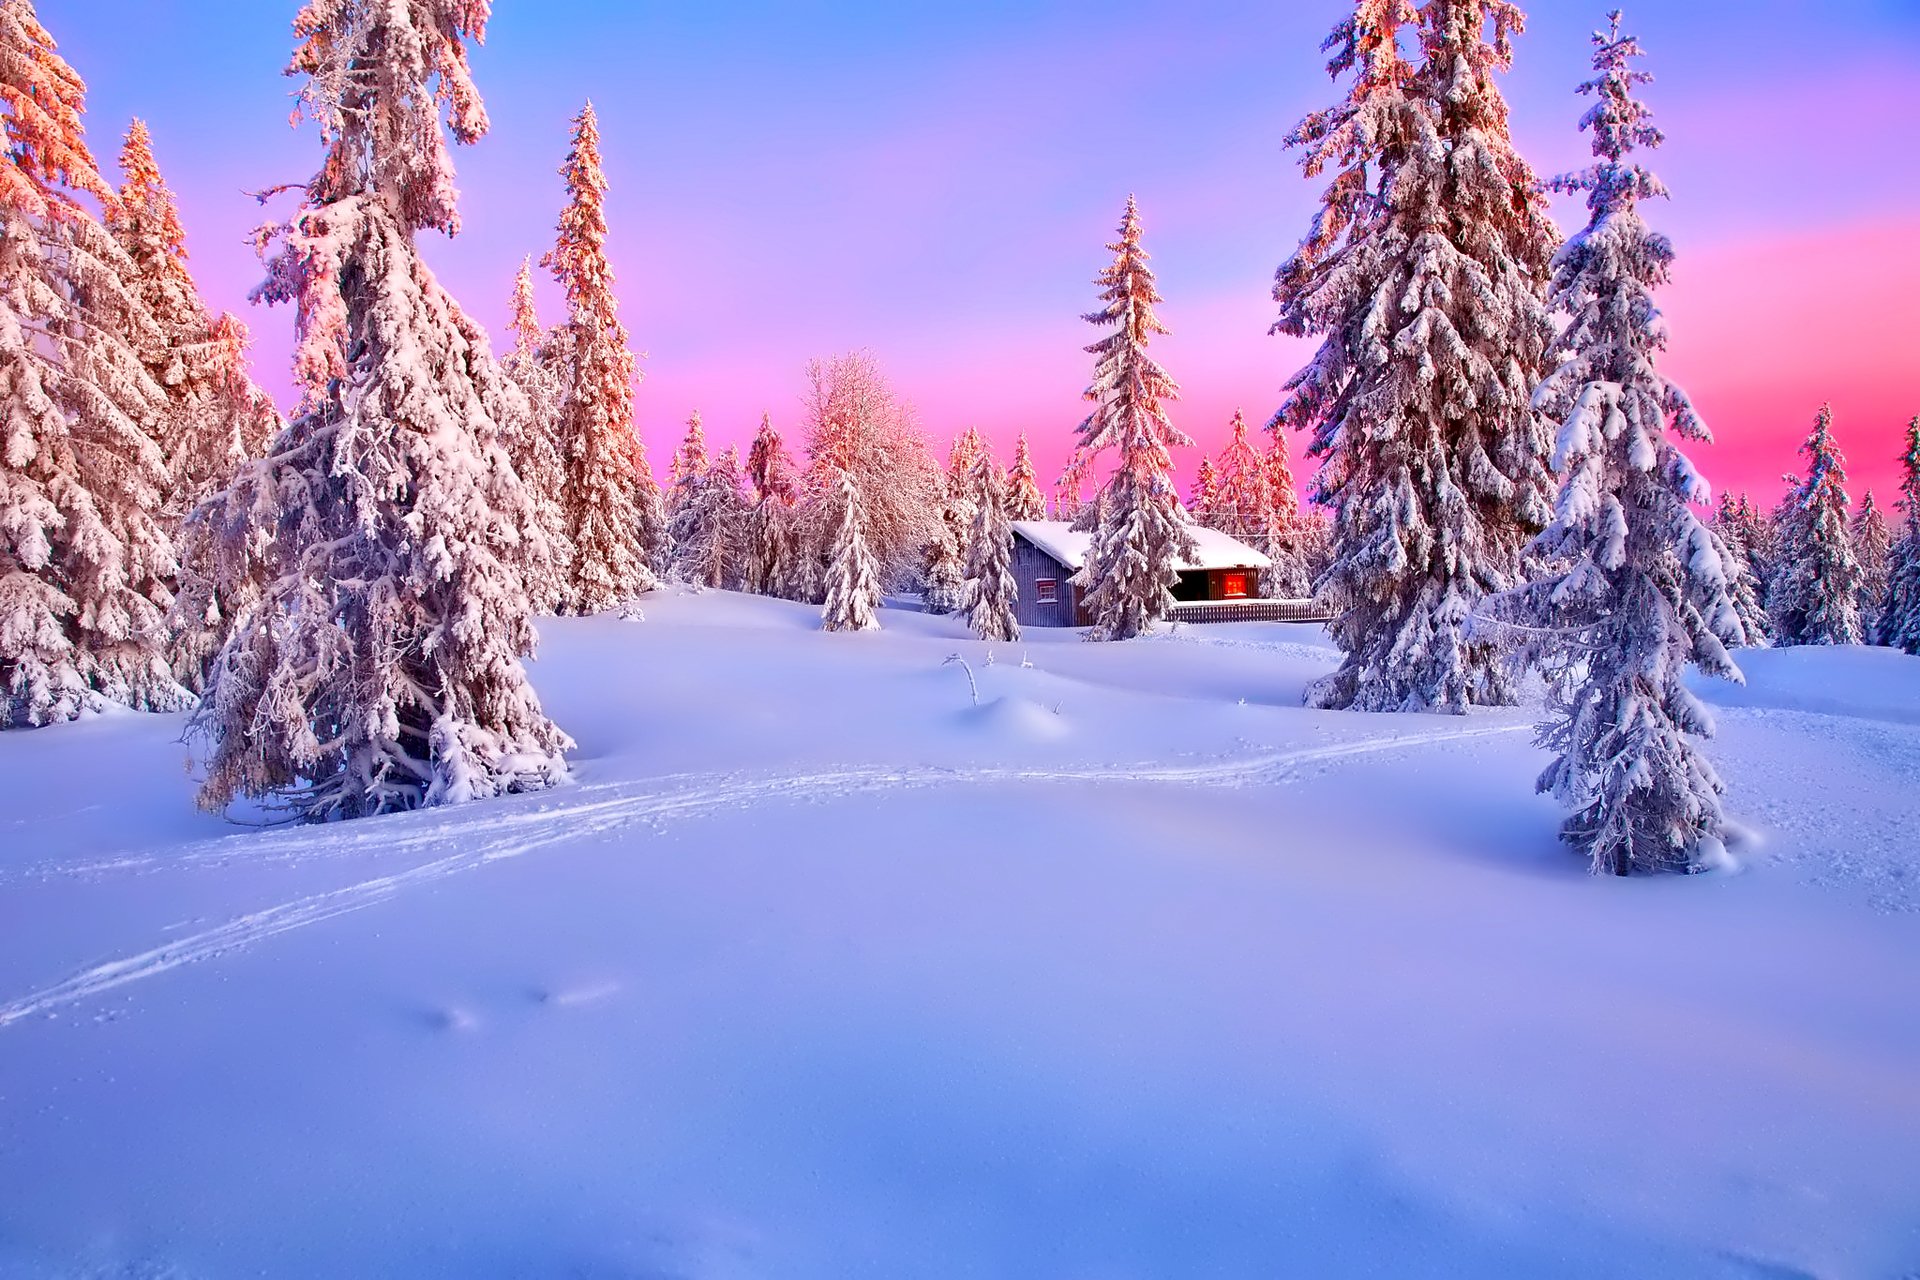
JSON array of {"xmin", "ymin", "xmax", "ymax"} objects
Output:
[{"xmin": 56, "ymin": 0, "xmax": 1920, "ymax": 506}]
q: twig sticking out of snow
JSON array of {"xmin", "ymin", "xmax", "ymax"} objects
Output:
[{"xmin": 943, "ymin": 654, "xmax": 980, "ymax": 707}]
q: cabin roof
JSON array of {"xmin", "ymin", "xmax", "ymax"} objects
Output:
[{"xmin": 1010, "ymin": 520, "xmax": 1273, "ymax": 573}]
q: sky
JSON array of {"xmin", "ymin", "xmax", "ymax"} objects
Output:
[{"xmin": 54, "ymin": 0, "xmax": 1920, "ymax": 505}]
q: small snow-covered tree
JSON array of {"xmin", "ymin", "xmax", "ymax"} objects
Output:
[
  {"xmin": 543, "ymin": 102, "xmax": 662, "ymax": 612},
  {"xmin": 964, "ymin": 452, "xmax": 1019, "ymax": 642},
  {"xmin": 1260, "ymin": 434, "xmax": 1315, "ymax": 599},
  {"xmin": 743, "ymin": 413, "xmax": 799, "ymax": 597},
  {"xmin": 1711, "ymin": 492, "xmax": 1772, "ymax": 647},
  {"xmin": 664, "ymin": 409, "xmax": 710, "ymax": 575},
  {"xmin": 497, "ymin": 255, "xmax": 567, "ymax": 606},
  {"xmin": 1006, "ymin": 430, "xmax": 1046, "ymax": 521},
  {"xmin": 1880, "ymin": 417, "xmax": 1920, "ymax": 653},
  {"xmin": 1072, "ymin": 196, "xmax": 1197, "ymax": 642},
  {"xmin": 921, "ymin": 517, "xmax": 966, "ymax": 615},
  {"xmin": 193, "ymin": 0, "xmax": 568, "ymax": 818},
  {"xmin": 0, "ymin": 0, "xmax": 187, "ymax": 726},
  {"xmin": 1516, "ymin": 13, "xmax": 1744, "ymax": 876},
  {"xmin": 1054, "ymin": 446, "xmax": 1094, "ymax": 524},
  {"xmin": 673, "ymin": 441, "xmax": 747, "ymax": 590},
  {"xmin": 820, "ymin": 470, "xmax": 881, "ymax": 633},
  {"xmin": 1274, "ymin": 0, "xmax": 1557, "ymax": 712},
  {"xmin": 1853, "ymin": 490, "xmax": 1891, "ymax": 641},
  {"xmin": 1209, "ymin": 410, "xmax": 1271, "ymax": 545},
  {"xmin": 1768, "ymin": 405, "xmax": 1864, "ymax": 646},
  {"xmin": 1188, "ymin": 454, "xmax": 1220, "ymax": 524}
]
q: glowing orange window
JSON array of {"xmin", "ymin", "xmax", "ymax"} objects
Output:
[{"xmin": 1221, "ymin": 572, "xmax": 1249, "ymax": 599}]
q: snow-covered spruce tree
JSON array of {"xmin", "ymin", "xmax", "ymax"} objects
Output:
[
  {"xmin": 673, "ymin": 440, "xmax": 747, "ymax": 590},
  {"xmin": 108, "ymin": 119, "xmax": 225, "ymax": 517},
  {"xmin": 0, "ymin": 0, "xmax": 189, "ymax": 727},
  {"xmin": 1054, "ymin": 446, "xmax": 1094, "ymax": 524},
  {"xmin": 820, "ymin": 470, "xmax": 882, "ymax": 633},
  {"xmin": 1853, "ymin": 490, "xmax": 1891, "ymax": 641},
  {"xmin": 1072, "ymin": 195, "xmax": 1196, "ymax": 641},
  {"xmin": 193, "ymin": 0, "xmax": 568, "ymax": 819},
  {"xmin": 1711, "ymin": 492, "xmax": 1772, "ymax": 647},
  {"xmin": 742, "ymin": 413, "xmax": 799, "ymax": 597},
  {"xmin": 922, "ymin": 425, "xmax": 984, "ymax": 613},
  {"xmin": 964, "ymin": 452, "xmax": 1019, "ymax": 642},
  {"xmin": 1274, "ymin": 0, "xmax": 1557, "ymax": 712},
  {"xmin": 1188, "ymin": 454, "xmax": 1220, "ymax": 524},
  {"xmin": 543, "ymin": 101, "xmax": 662, "ymax": 612},
  {"xmin": 1006, "ymin": 430, "xmax": 1046, "ymax": 521},
  {"xmin": 920, "ymin": 514, "xmax": 966, "ymax": 615},
  {"xmin": 1209, "ymin": 410, "xmax": 1271, "ymax": 545},
  {"xmin": 497, "ymin": 254, "xmax": 568, "ymax": 605},
  {"xmin": 1768, "ymin": 406, "xmax": 1864, "ymax": 646},
  {"xmin": 1881, "ymin": 417, "xmax": 1920, "ymax": 653},
  {"xmin": 1260, "ymin": 434, "xmax": 1315, "ymax": 598},
  {"xmin": 1516, "ymin": 12, "xmax": 1745, "ymax": 876},
  {"xmin": 169, "ymin": 312, "xmax": 287, "ymax": 690},
  {"xmin": 664, "ymin": 409, "xmax": 710, "ymax": 578}
]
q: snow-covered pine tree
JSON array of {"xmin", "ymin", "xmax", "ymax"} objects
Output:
[
  {"xmin": 665, "ymin": 410, "xmax": 710, "ymax": 578},
  {"xmin": 1852, "ymin": 490, "xmax": 1891, "ymax": 641},
  {"xmin": 1274, "ymin": 0, "xmax": 1557, "ymax": 712},
  {"xmin": 193, "ymin": 0, "xmax": 568, "ymax": 818},
  {"xmin": 497, "ymin": 255, "xmax": 568, "ymax": 607},
  {"xmin": 543, "ymin": 101, "xmax": 662, "ymax": 613},
  {"xmin": 821, "ymin": 470, "xmax": 881, "ymax": 633},
  {"xmin": 1072, "ymin": 195, "xmax": 1196, "ymax": 642},
  {"xmin": 1519, "ymin": 12, "xmax": 1744, "ymax": 876},
  {"xmin": 107, "ymin": 118, "xmax": 219, "ymax": 516},
  {"xmin": 1711, "ymin": 492, "xmax": 1772, "ymax": 647},
  {"xmin": 1881, "ymin": 417, "xmax": 1920, "ymax": 654},
  {"xmin": 1260, "ymin": 434, "xmax": 1315, "ymax": 598},
  {"xmin": 1053, "ymin": 446, "xmax": 1094, "ymax": 524},
  {"xmin": 0, "ymin": 0, "xmax": 188, "ymax": 727},
  {"xmin": 673, "ymin": 439, "xmax": 747, "ymax": 590},
  {"xmin": 169, "ymin": 312, "xmax": 287, "ymax": 689},
  {"xmin": 1006, "ymin": 430, "xmax": 1046, "ymax": 521},
  {"xmin": 743, "ymin": 413, "xmax": 799, "ymax": 597},
  {"xmin": 1188, "ymin": 454, "xmax": 1220, "ymax": 525},
  {"xmin": 1768, "ymin": 405, "xmax": 1864, "ymax": 646},
  {"xmin": 964, "ymin": 452, "xmax": 1019, "ymax": 642},
  {"xmin": 1209, "ymin": 410, "xmax": 1271, "ymax": 546},
  {"xmin": 921, "ymin": 518, "xmax": 966, "ymax": 615}
]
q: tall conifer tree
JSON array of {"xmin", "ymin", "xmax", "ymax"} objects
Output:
[
  {"xmin": 743, "ymin": 413, "xmax": 800, "ymax": 597},
  {"xmin": 193, "ymin": 0, "xmax": 568, "ymax": 818},
  {"xmin": 964, "ymin": 452, "xmax": 1020, "ymax": 643},
  {"xmin": 1768, "ymin": 406, "xmax": 1864, "ymax": 646},
  {"xmin": 1516, "ymin": 12, "xmax": 1743, "ymax": 876},
  {"xmin": 0, "ymin": 0, "xmax": 185, "ymax": 726},
  {"xmin": 543, "ymin": 102, "xmax": 663, "ymax": 612},
  {"xmin": 1853, "ymin": 490, "xmax": 1890, "ymax": 640},
  {"xmin": 1073, "ymin": 195, "xmax": 1196, "ymax": 641},
  {"xmin": 1275, "ymin": 0, "xmax": 1556, "ymax": 711},
  {"xmin": 1880, "ymin": 417, "xmax": 1920, "ymax": 654}
]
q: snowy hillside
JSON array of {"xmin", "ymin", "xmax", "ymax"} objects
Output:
[{"xmin": 1, "ymin": 592, "xmax": 1917, "ymax": 1278}]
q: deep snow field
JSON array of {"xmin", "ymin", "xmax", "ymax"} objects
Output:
[{"xmin": 1, "ymin": 589, "xmax": 1917, "ymax": 1279}]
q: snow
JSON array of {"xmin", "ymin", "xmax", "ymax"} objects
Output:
[
  {"xmin": 2, "ymin": 589, "xmax": 1919, "ymax": 1277},
  {"xmin": 1012, "ymin": 519, "xmax": 1272, "ymax": 573}
]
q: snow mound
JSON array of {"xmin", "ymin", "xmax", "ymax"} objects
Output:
[{"xmin": 952, "ymin": 695, "xmax": 1071, "ymax": 741}]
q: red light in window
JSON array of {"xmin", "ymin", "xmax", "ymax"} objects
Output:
[
  {"xmin": 1035, "ymin": 578, "xmax": 1059, "ymax": 603},
  {"xmin": 1222, "ymin": 572, "xmax": 1248, "ymax": 599}
]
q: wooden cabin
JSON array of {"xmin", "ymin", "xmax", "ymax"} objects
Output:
[{"xmin": 1007, "ymin": 521, "xmax": 1328, "ymax": 627}]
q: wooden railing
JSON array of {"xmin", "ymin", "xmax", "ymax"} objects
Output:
[{"xmin": 1170, "ymin": 599, "xmax": 1332, "ymax": 624}]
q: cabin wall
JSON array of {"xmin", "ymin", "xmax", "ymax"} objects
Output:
[{"xmin": 1010, "ymin": 536, "xmax": 1080, "ymax": 628}]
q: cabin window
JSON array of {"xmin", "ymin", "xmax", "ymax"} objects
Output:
[
  {"xmin": 1221, "ymin": 572, "xmax": 1249, "ymax": 599},
  {"xmin": 1035, "ymin": 578, "xmax": 1059, "ymax": 604}
]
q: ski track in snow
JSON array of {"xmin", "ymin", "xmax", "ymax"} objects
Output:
[{"xmin": 0, "ymin": 722, "xmax": 1526, "ymax": 1031}]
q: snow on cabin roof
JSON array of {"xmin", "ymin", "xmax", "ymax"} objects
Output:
[{"xmin": 1010, "ymin": 520, "xmax": 1272, "ymax": 572}]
